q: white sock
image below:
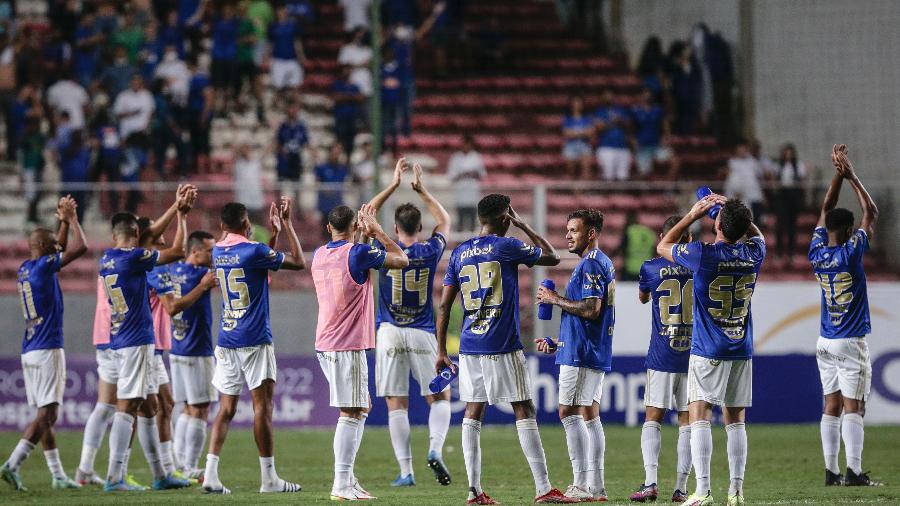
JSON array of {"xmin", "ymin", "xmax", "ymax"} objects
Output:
[
  {"xmin": 159, "ymin": 440, "xmax": 175, "ymax": 475},
  {"xmin": 388, "ymin": 409, "xmax": 413, "ymax": 477},
  {"xmin": 333, "ymin": 417, "xmax": 360, "ymax": 491},
  {"xmin": 641, "ymin": 421, "xmax": 661, "ymax": 486},
  {"xmin": 4, "ymin": 439, "xmax": 35, "ymax": 472},
  {"xmin": 516, "ymin": 418, "xmax": 552, "ymax": 496},
  {"xmin": 43, "ymin": 448, "xmax": 66, "ymax": 479},
  {"xmin": 173, "ymin": 413, "xmax": 190, "ymax": 470},
  {"xmin": 842, "ymin": 413, "xmax": 864, "ymax": 474},
  {"xmin": 79, "ymin": 402, "xmax": 115, "ymax": 473},
  {"xmin": 428, "ymin": 400, "xmax": 451, "ymax": 457},
  {"xmin": 562, "ymin": 415, "xmax": 589, "ymax": 488},
  {"xmin": 585, "ymin": 417, "xmax": 606, "ymax": 494},
  {"xmin": 726, "ymin": 422, "xmax": 747, "ymax": 495},
  {"xmin": 461, "ymin": 418, "xmax": 482, "ymax": 496},
  {"xmin": 820, "ymin": 414, "xmax": 841, "ymax": 474},
  {"xmin": 352, "ymin": 412, "xmax": 367, "ymax": 483},
  {"xmin": 106, "ymin": 412, "xmax": 134, "ymax": 483},
  {"xmin": 184, "ymin": 417, "xmax": 208, "ymax": 469},
  {"xmin": 691, "ymin": 420, "xmax": 713, "ymax": 495},
  {"xmin": 676, "ymin": 425, "xmax": 692, "ymax": 492},
  {"xmin": 122, "ymin": 447, "xmax": 131, "ymax": 477},
  {"xmin": 204, "ymin": 453, "xmax": 220, "ymax": 486},
  {"xmin": 137, "ymin": 416, "xmax": 167, "ymax": 480},
  {"xmin": 260, "ymin": 456, "xmax": 278, "ymax": 486}
]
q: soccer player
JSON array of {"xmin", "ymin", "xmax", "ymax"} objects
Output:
[
  {"xmin": 159, "ymin": 231, "xmax": 218, "ymax": 477},
  {"xmin": 202, "ymin": 198, "xmax": 306, "ymax": 494},
  {"xmin": 366, "ymin": 160, "xmax": 453, "ymax": 487},
  {"xmin": 1, "ymin": 196, "xmax": 86, "ymax": 491},
  {"xmin": 534, "ymin": 209, "xmax": 616, "ymax": 502},
  {"xmin": 436, "ymin": 194, "xmax": 574, "ymax": 505},
  {"xmin": 99, "ymin": 187, "xmax": 194, "ymax": 492},
  {"xmin": 630, "ymin": 216, "xmax": 695, "ymax": 503},
  {"xmin": 811, "ymin": 144, "xmax": 881, "ymax": 487},
  {"xmin": 658, "ymin": 194, "xmax": 765, "ymax": 506},
  {"xmin": 312, "ymin": 203, "xmax": 410, "ymax": 501}
]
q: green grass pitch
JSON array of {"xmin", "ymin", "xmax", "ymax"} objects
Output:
[{"xmin": 0, "ymin": 424, "xmax": 898, "ymax": 504}]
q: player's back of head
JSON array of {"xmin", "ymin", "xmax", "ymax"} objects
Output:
[
  {"xmin": 568, "ymin": 209, "xmax": 604, "ymax": 233},
  {"xmin": 825, "ymin": 208, "xmax": 855, "ymax": 237},
  {"xmin": 477, "ymin": 193, "xmax": 510, "ymax": 226},
  {"xmin": 662, "ymin": 215, "xmax": 690, "ymax": 244},
  {"xmin": 221, "ymin": 202, "xmax": 249, "ymax": 232},
  {"xmin": 188, "ymin": 230, "xmax": 215, "ymax": 252},
  {"xmin": 28, "ymin": 228, "xmax": 55, "ymax": 253},
  {"xmin": 395, "ymin": 203, "xmax": 422, "ymax": 236},
  {"xmin": 328, "ymin": 205, "xmax": 356, "ymax": 233},
  {"xmin": 719, "ymin": 199, "xmax": 752, "ymax": 242},
  {"xmin": 136, "ymin": 216, "xmax": 153, "ymax": 244},
  {"xmin": 111, "ymin": 212, "xmax": 139, "ymax": 239}
]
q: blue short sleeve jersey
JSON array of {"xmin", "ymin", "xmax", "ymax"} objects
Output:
[
  {"xmin": 147, "ymin": 264, "xmax": 175, "ymax": 297},
  {"xmin": 671, "ymin": 237, "xmax": 766, "ymax": 360},
  {"xmin": 639, "ymin": 257, "xmax": 693, "ymax": 373},
  {"xmin": 556, "ymin": 249, "xmax": 616, "ymax": 371},
  {"xmin": 99, "ymin": 248, "xmax": 160, "ymax": 349},
  {"xmin": 376, "ymin": 234, "xmax": 446, "ymax": 332},
  {"xmin": 595, "ymin": 106, "xmax": 629, "ymax": 148},
  {"xmin": 168, "ymin": 262, "xmax": 213, "ymax": 357},
  {"xmin": 809, "ymin": 227, "xmax": 871, "ymax": 338},
  {"xmin": 268, "ymin": 20, "xmax": 300, "ymax": 60},
  {"xmin": 631, "ymin": 104, "xmax": 664, "ymax": 148},
  {"xmin": 443, "ymin": 235, "xmax": 542, "ymax": 355},
  {"xmin": 213, "ymin": 240, "xmax": 285, "ymax": 348},
  {"xmin": 18, "ymin": 253, "xmax": 64, "ymax": 353}
]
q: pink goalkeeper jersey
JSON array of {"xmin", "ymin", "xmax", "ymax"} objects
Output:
[
  {"xmin": 149, "ymin": 291, "xmax": 172, "ymax": 351},
  {"xmin": 312, "ymin": 242, "xmax": 376, "ymax": 352},
  {"xmin": 93, "ymin": 276, "xmax": 110, "ymax": 347}
]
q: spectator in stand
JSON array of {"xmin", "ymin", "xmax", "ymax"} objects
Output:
[
  {"xmin": 430, "ymin": 0, "xmax": 463, "ymax": 78},
  {"xmin": 338, "ymin": 0, "xmax": 372, "ymax": 33},
  {"xmin": 51, "ymin": 111, "xmax": 74, "ymax": 157},
  {"xmin": 94, "ymin": 1, "xmax": 120, "ymax": 37},
  {"xmin": 594, "ymin": 88, "xmax": 632, "ymax": 181},
  {"xmin": 667, "ymin": 41, "xmax": 702, "ymax": 135},
  {"xmin": 159, "ymin": 10, "xmax": 186, "ymax": 58},
  {"xmin": 636, "ymin": 36, "xmax": 668, "ymax": 105},
  {"xmin": 96, "ymin": 45, "xmax": 139, "ymax": 100},
  {"xmin": 446, "ymin": 134, "xmax": 486, "ymax": 232},
  {"xmin": 186, "ymin": 55, "xmax": 213, "ymax": 173},
  {"xmin": 562, "ymin": 96, "xmax": 594, "ymax": 179},
  {"xmin": 50, "ymin": 0, "xmax": 79, "ymax": 41},
  {"xmin": 154, "ymin": 44, "xmax": 191, "ymax": 108},
  {"xmin": 631, "ymin": 87, "xmax": 677, "ymax": 179},
  {"xmin": 620, "ymin": 211, "xmax": 657, "ymax": 281},
  {"xmin": 233, "ymin": 142, "xmax": 265, "ymax": 220},
  {"xmin": 113, "ymin": 9, "xmax": 145, "ymax": 64},
  {"xmin": 690, "ymin": 23, "xmax": 736, "ymax": 143},
  {"xmin": 723, "ymin": 139, "xmax": 765, "ymax": 225},
  {"xmin": 351, "ymin": 137, "xmax": 376, "ymax": 204},
  {"xmin": 0, "ymin": 33, "xmax": 16, "ymax": 160},
  {"xmin": 246, "ymin": 0, "xmax": 274, "ymax": 66},
  {"xmin": 338, "ymin": 27, "xmax": 373, "ymax": 99},
  {"xmin": 138, "ymin": 20, "xmax": 163, "ymax": 80},
  {"xmin": 10, "ymin": 84, "xmax": 43, "ymax": 163},
  {"xmin": 46, "ymin": 69, "xmax": 90, "ymax": 132},
  {"xmin": 91, "ymin": 108, "xmax": 122, "ymax": 215},
  {"xmin": 150, "ymin": 78, "xmax": 186, "ymax": 176},
  {"xmin": 236, "ymin": 2, "xmax": 263, "ymax": 122},
  {"xmin": 276, "ymin": 101, "xmax": 310, "ymax": 198},
  {"xmin": 315, "ymin": 143, "xmax": 350, "ymax": 238},
  {"xmin": 20, "ymin": 116, "xmax": 46, "ymax": 224},
  {"xmin": 178, "ymin": 0, "xmax": 209, "ymax": 54},
  {"xmin": 113, "ymin": 74, "xmax": 155, "ymax": 212},
  {"xmin": 57, "ymin": 130, "xmax": 92, "ymax": 222},
  {"xmin": 773, "ymin": 143, "xmax": 807, "ymax": 258},
  {"xmin": 381, "ymin": 46, "xmax": 403, "ymax": 155},
  {"xmin": 268, "ymin": 4, "xmax": 308, "ymax": 94},
  {"xmin": 16, "ymin": 28, "xmax": 46, "ymax": 89},
  {"xmin": 74, "ymin": 11, "xmax": 104, "ymax": 88},
  {"xmin": 210, "ymin": 2, "xmax": 240, "ymax": 113},
  {"xmin": 42, "ymin": 27, "xmax": 73, "ymax": 86},
  {"xmin": 332, "ymin": 65, "xmax": 364, "ymax": 159},
  {"xmin": 285, "ymin": 0, "xmax": 316, "ymax": 33}
]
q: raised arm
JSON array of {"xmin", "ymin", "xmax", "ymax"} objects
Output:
[
  {"xmin": 536, "ymin": 284, "xmax": 604, "ymax": 319},
  {"xmin": 367, "ymin": 157, "xmax": 407, "ymax": 212},
  {"xmin": 57, "ymin": 196, "xmax": 88, "ymax": 268},
  {"xmin": 157, "ymin": 210, "xmax": 187, "ymax": 265},
  {"xmin": 277, "ymin": 196, "xmax": 307, "ymax": 270},
  {"xmin": 834, "ymin": 144, "xmax": 879, "ymax": 237},
  {"xmin": 359, "ymin": 203, "xmax": 409, "ymax": 269},
  {"xmin": 658, "ymin": 195, "xmax": 724, "ymax": 261},
  {"xmin": 411, "ymin": 162, "xmax": 451, "ymax": 237},
  {"xmin": 507, "ymin": 207, "xmax": 560, "ymax": 266},
  {"xmin": 148, "ymin": 184, "xmax": 194, "ymax": 241},
  {"xmin": 160, "ymin": 271, "xmax": 217, "ymax": 316},
  {"xmin": 434, "ymin": 284, "xmax": 459, "ymax": 374}
]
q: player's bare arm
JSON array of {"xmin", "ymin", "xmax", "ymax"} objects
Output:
[
  {"xmin": 54, "ymin": 197, "xmax": 70, "ymax": 253},
  {"xmin": 57, "ymin": 195, "xmax": 88, "ymax": 268},
  {"xmin": 536, "ymin": 285, "xmax": 603, "ymax": 320},
  {"xmin": 359, "ymin": 204, "xmax": 409, "ymax": 268},
  {"xmin": 507, "ymin": 206, "xmax": 560, "ymax": 266},
  {"xmin": 816, "ymin": 145, "xmax": 846, "ymax": 228},
  {"xmin": 157, "ymin": 189, "xmax": 195, "ymax": 265},
  {"xmin": 639, "ymin": 290, "xmax": 650, "ymax": 304},
  {"xmin": 434, "ymin": 284, "xmax": 459, "ymax": 374},
  {"xmin": 277, "ymin": 196, "xmax": 307, "ymax": 270},
  {"xmin": 411, "ymin": 162, "xmax": 452, "ymax": 237},
  {"xmin": 148, "ymin": 184, "xmax": 195, "ymax": 241},
  {"xmin": 835, "ymin": 145, "xmax": 879, "ymax": 238},
  {"xmin": 268, "ymin": 201, "xmax": 282, "ymax": 249},
  {"xmin": 658, "ymin": 195, "xmax": 725, "ymax": 261},
  {"xmin": 161, "ymin": 271, "xmax": 217, "ymax": 316},
  {"xmin": 367, "ymin": 157, "xmax": 408, "ymax": 212}
]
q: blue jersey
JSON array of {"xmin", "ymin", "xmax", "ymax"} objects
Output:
[
  {"xmin": 556, "ymin": 249, "xmax": 616, "ymax": 371},
  {"xmin": 268, "ymin": 20, "xmax": 300, "ymax": 60},
  {"xmin": 671, "ymin": 237, "xmax": 766, "ymax": 360},
  {"xmin": 99, "ymin": 248, "xmax": 160, "ymax": 349},
  {"xmin": 168, "ymin": 262, "xmax": 213, "ymax": 357},
  {"xmin": 443, "ymin": 235, "xmax": 542, "ymax": 355},
  {"xmin": 809, "ymin": 227, "xmax": 871, "ymax": 339},
  {"xmin": 213, "ymin": 238, "xmax": 285, "ymax": 348},
  {"xmin": 595, "ymin": 106, "xmax": 630, "ymax": 148},
  {"xmin": 639, "ymin": 257, "xmax": 693, "ymax": 373},
  {"xmin": 376, "ymin": 234, "xmax": 446, "ymax": 332},
  {"xmin": 18, "ymin": 253, "xmax": 64, "ymax": 353},
  {"xmin": 147, "ymin": 264, "xmax": 175, "ymax": 297}
]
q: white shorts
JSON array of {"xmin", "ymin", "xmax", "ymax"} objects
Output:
[
  {"xmin": 22, "ymin": 348, "xmax": 66, "ymax": 408},
  {"xmin": 596, "ymin": 146, "xmax": 632, "ymax": 181},
  {"xmin": 147, "ymin": 353, "xmax": 170, "ymax": 395},
  {"xmin": 270, "ymin": 58, "xmax": 303, "ymax": 89},
  {"xmin": 558, "ymin": 365, "xmax": 604, "ymax": 407},
  {"xmin": 459, "ymin": 350, "xmax": 531, "ymax": 405},
  {"xmin": 645, "ymin": 369, "xmax": 689, "ymax": 412},
  {"xmin": 687, "ymin": 355, "xmax": 752, "ymax": 407},
  {"xmin": 816, "ymin": 336, "xmax": 872, "ymax": 401},
  {"xmin": 212, "ymin": 344, "xmax": 278, "ymax": 396},
  {"xmin": 171, "ymin": 355, "xmax": 216, "ymax": 405},
  {"xmin": 375, "ymin": 324, "xmax": 443, "ymax": 397},
  {"xmin": 115, "ymin": 344, "xmax": 155, "ymax": 400},
  {"xmin": 96, "ymin": 347, "xmax": 119, "ymax": 384},
  {"xmin": 317, "ymin": 350, "xmax": 370, "ymax": 409}
]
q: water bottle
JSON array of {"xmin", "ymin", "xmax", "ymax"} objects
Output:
[
  {"xmin": 695, "ymin": 186, "xmax": 722, "ymax": 219},
  {"xmin": 542, "ymin": 337, "xmax": 557, "ymax": 352},
  {"xmin": 429, "ymin": 365, "xmax": 458, "ymax": 394},
  {"xmin": 538, "ymin": 279, "xmax": 555, "ymax": 320}
]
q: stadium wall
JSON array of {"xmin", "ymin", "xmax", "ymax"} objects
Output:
[{"xmin": 0, "ymin": 282, "xmax": 898, "ymax": 428}]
